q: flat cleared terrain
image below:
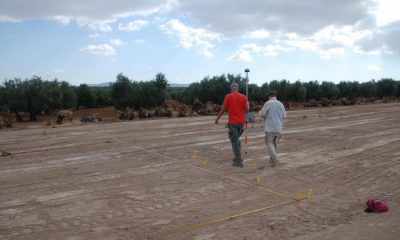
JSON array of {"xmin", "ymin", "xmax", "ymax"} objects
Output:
[{"xmin": 1, "ymin": 102, "xmax": 399, "ymax": 240}]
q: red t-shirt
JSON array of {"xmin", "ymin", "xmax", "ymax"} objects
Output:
[{"xmin": 223, "ymin": 92, "xmax": 247, "ymax": 123}]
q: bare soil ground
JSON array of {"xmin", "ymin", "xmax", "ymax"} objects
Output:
[{"xmin": 1, "ymin": 102, "xmax": 399, "ymax": 240}]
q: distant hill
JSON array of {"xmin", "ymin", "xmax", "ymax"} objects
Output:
[
  {"xmin": 168, "ymin": 83, "xmax": 189, "ymax": 88},
  {"xmin": 87, "ymin": 82, "xmax": 113, "ymax": 87}
]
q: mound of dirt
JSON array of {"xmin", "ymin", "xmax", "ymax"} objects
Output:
[
  {"xmin": 0, "ymin": 116, "xmax": 12, "ymax": 129},
  {"xmin": 56, "ymin": 110, "xmax": 73, "ymax": 124},
  {"xmin": 192, "ymin": 99, "xmax": 219, "ymax": 115}
]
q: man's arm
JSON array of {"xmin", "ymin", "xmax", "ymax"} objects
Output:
[
  {"xmin": 245, "ymin": 98, "xmax": 250, "ymax": 112},
  {"xmin": 281, "ymin": 102, "xmax": 287, "ymax": 118},
  {"xmin": 258, "ymin": 102, "xmax": 268, "ymax": 118},
  {"xmin": 215, "ymin": 105, "xmax": 227, "ymax": 124}
]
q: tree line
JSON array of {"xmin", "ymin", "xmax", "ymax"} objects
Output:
[
  {"xmin": 1, "ymin": 73, "xmax": 399, "ymax": 121},
  {"xmin": 173, "ymin": 75, "xmax": 399, "ymax": 104},
  {"xmin": 0, "ymin": 73, "xmax": 168, "ymax": 121}
]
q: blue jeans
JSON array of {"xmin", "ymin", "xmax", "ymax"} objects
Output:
[{"xmin": 228, "ymin": 123, "xmax": 244, "ymax": 163}]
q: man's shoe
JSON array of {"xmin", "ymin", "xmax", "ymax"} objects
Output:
[
  {"xmin": 232, "ymin": 162, "xmax": 244, "ymax": 168},
  {"xmin": 257, "ymin": 165, "xmax": 265, "ymax": 170},
  {"xmin": 270, "ymin": 159, "xmax": 278, "ymax": 167}
]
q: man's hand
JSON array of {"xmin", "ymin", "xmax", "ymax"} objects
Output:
[
  {"xmin": 245, "ymin": 100, "xmax": 250, "ymax": 112},
  {"xmin": 215, "ymin": 105, "xmax": 226, "ymax": 125}
]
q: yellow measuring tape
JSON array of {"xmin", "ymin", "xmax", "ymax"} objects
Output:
[
  {"xmin": 163, "ymin": 199, "xmax": 297, "ymax": 235},
  {"xmin": 184, "ymin": 161, "xmax": 294, "ymax": 200},
  {"xmin": 100, "ymin": 132, "xmax": 307, "ymax": 236},
  {"xmin": 101, "ymin": 132, "xmax": 293, "ymax": 200}
]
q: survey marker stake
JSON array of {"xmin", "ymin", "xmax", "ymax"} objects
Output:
[
  {"xmin": 244, "ymin": 122, "xmax": 248, "ymax": 145},
  {"xmin": 253, "ymin": 160, "xmax": 257, "ymax": 171},
  {"xmin": 256, "ymin": 176, "xmax": 261, "ymax": 186},
  {"xmin": 307, "ymin": 188, "xmax": 313, "ymax": 199},
  {"xmin": 192, "ymin": 151, "xmax": 199, "ymax": 159},
  {"xmin": 203, "ymin": 158, "xmax": 208, "ymax": 167},
  {"xmin": 296, "ymin": 191, "xmax": 303, "ymax": 201}
]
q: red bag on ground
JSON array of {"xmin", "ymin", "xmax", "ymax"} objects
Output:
[{"xmin": 365, "ymin": 199, "xmax": 389, "ymax": 213}]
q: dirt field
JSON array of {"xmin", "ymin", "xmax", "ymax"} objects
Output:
[{"xmin": 1, "ymin": 102, "xmax": 399, "ymax": 240}]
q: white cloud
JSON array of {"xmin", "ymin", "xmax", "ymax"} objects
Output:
[
  {"xmin": 0, "ymin": 0, "xmax": 169, "ymax": 21},
  {"xmin": 248, "ymin": 29, "xmax": 270, "ymax": 39},
  {"xmin": 313, "ymin": 25, "xmax": 372, "ymax": 47},
  {"xmin": 110, "ymin": 39, "xmax": 126, "ymax": 46},
  {"xmin": 319, "ymin": 48, "xmax": 346, "ymax": 59},
  {"xmin": 1, "ymin": 0, "xmax": 400, "ymax": 59},
  {"xmin": 263, "ymin": 44, "xmax": 291, "ymax": 56},
  {"xmin": 0, "ymin": 0, "xmax": 168, "ymax": 32},
  {"xmin": 356, "ymin": 21, "xmax": 400, "ymax": 54},
  {"xmin": 354, "ymin": 46, "xmax": 382, "ymax": 55},
  {"xmin": 172, "ymin": 0, "xmax": 400, "ymax": 59},
  {"xmin": 367, "ymin": 64, "xmax": 382, "ymax": 71},
  {"xmin": 176, "ymin": 0, "xmax": 376, "ymax": 36},
  {"xmin": 282, "ymin": 25, "xmax": 374, "ymax": 58},
  {"xmin": 228, "ymin": 45, "xmax": 253, "ymax": 62},
  {"xmin": 90, "ymin": 22, "xmax": 112, "ymax": 32},
  {"xmin": 76, "ymin": 18, "xmax": 113, "ymax": 32},
  {"xmin": 230, "ymin": 24, "xmax": 372, "ymax": 60},
  {"xmin": 374, "ymin": 0, "xmax": 400, "ymax": 27},
  {"xmin": 161, "ymin": 19, "xmax": 222, "ymax": 57},
  {"xmin": 118, "ymin": 19, "xmax": 149, "ymax": 31},
  {"xmin": 81, "ymin": 44, "xmax": 116, "ymax": 56},
  {"xmin": 53, "ymin": 16, "xmax": 71, "ymax": 25},
  {"xmin": 286, "ymin": 38, "xmax": 346, "ymax": 59},
  {"xmin": 229, "ymin": 43, "xmax": 290, "ymax": 62},
  {"xmin": 0, "ymin": 15, "xmax": 18, "ymax": 22}
]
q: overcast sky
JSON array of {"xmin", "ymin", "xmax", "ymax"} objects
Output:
[{"xmin": 0, "ymin": 0, "xmax": 399, "ymax": 85}]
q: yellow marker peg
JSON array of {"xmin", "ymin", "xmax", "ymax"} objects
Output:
[
  {"xmin": 253, "ymin": 161, "xmax": 257, "ymax": 171},
  {"xmin": 203, "ymin": 158, "xmax": 209, "ymax": 167},
  {"xmin": 256, "ymin": 176, "xmax": 261, "ymax": 186},
  {"xmin": 307, "ymin": 188, "xmax": 313, "ymax": 199},
  {"xmin": 192, "ymin": 151, "xmax": 199, "ymax": 159},
  {"xmin": 296, "ymin": 191, "xmax": 303, "ymax": 201}
]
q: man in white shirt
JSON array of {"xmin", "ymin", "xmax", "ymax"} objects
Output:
[{"xmin": 258, "ymin": 91, "xmax": 286, "ymax": 167}]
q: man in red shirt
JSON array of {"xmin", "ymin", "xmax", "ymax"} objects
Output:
[{"xmin": 215, "ymin": 83, "xmax": 249, "ymax": 167}]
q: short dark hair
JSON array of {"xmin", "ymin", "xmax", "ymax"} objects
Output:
[{"xmin": 268, "ymin": 91, "xmax": 276, "ymax": 97}]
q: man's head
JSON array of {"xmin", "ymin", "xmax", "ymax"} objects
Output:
[
  {"xmin": 230, "ymin": 83, "xmax": 239, "ymax": 92},
  {"xmin": 268, "ymin": 91, "xmax": 276, "ymax": 99}
]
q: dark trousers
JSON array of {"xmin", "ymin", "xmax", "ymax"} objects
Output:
[{"xmin": 228, "ymin": 123, "xmax": 244, "ymax": 163}]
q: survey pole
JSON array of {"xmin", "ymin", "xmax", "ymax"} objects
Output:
[{"xmin": 244, "ymin": 68, "xmax": 250, "ymax": 98}]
